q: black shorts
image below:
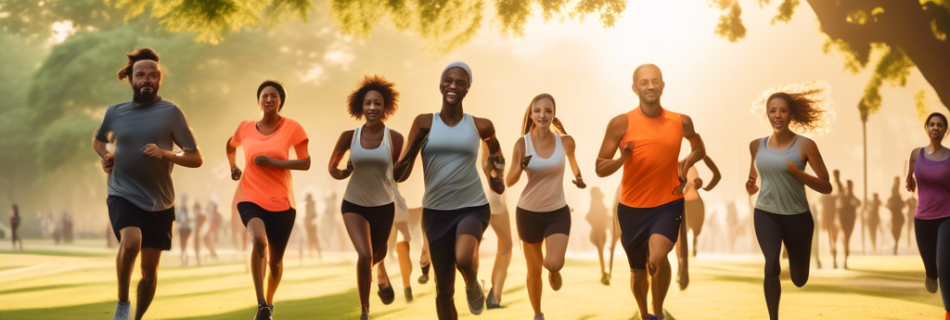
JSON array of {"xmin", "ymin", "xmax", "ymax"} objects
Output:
[
  {"xmin": 422, "ymin": 204, "xmax": 491, "ymax": 242},
  {"xmin": 238, "ymin": 202, "xmax": 296, "ymax": 253},
  {"xmin": 342, "ymin": 200, "xmax": 395, "ymax": 258},
  {"xmin": 516, "ymin": 205, "xmax": 571, "ymax": 243},
  {"xmin": 618, "ymin": 199, "xmax": 684, "ymax": 269},
  {"xmin": 108, "ymin": 196, "xmax": 175, "ymax": 250}
]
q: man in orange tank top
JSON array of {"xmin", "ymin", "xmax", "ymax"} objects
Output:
[{"xmin": 595, "ymin": 64, "xmax": 707, "ymax": 320}]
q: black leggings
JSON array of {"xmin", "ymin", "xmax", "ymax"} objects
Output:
[
  {"xmin": 915, "ymin": 217, "xmax": 950, "ymax": 311},
  {"xmin": 422, "ymin": 205, "xmax": 491, "ymax": 320},
  {"xmin": 754, "ymin": 209, "xmax": 813, "ymax": 320}
]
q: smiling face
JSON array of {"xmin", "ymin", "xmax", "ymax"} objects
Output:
[
  {"xmin": 440, "ymin": 67, "xmax": 470, "ymax": 106},
  {"xmin": 258, "ymin": 86, "xmax": 281, "ymax": 115},
  {"xmin": 766, "ymin": 97, "xmax": 793, "ymax": 131},
  {"xmin": 632, "ymin": 65, "xmax": 664, "ymax": 106},
  {"xmin": 363, "ymin": 90, "xmax": 384, "ymax": 123},
  {"xmin": 530, "ymin": 97, "xmax": 555, "ymax": 131},
  {"xmin": 925, "ymin": 115, "xmax": 948, "ymax": 142},
  {"xmin": 131, "ymin": 60, "xmax": 162, "ymax": 103}
]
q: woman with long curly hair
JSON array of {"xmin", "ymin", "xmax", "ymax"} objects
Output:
[
  {"xmin": 328, "ymin": 75, "xmax": 405, "ymax": 320},
  {"xmin": 745, "ymin": 83, "xmax": 833, "ymax": 320}
]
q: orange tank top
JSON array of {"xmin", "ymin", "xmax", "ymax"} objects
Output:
[{"xmin": 619, "ymin": 107, "xmax": 684, "ymax": 208}]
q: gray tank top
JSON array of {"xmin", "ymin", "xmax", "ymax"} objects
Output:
[
  {"xmin": 755, "ymin": 135, "xmax": 809, "ymax": 214},
  {"xmin": 343, "ymin": 126, "xmax": 396, "ymax": 207},
  {"xmin": 421, "ymin": 113, "xmax": 489, "ymax": 210}
]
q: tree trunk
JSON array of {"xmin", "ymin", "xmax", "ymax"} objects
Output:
[
  {"xmin": 806, "ymin": 0, "xmax": 950, "ymax": 110},
  {"xmin": 862, "ymin": 119, "xmax": 868, "ymax": 254}
]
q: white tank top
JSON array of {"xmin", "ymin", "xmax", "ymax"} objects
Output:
[
  {"xmin": 393, "ymin": 185, "xmax": 409, "ymax": 222},
  {"xmin": 421, "ymin": 113, "xmax": 489, "ymax": 210},
  {"xmin": 517, "ymin": 132, "xmax": 567, "ymax": 212},
  {"xmin": 343, "ymin": 126, "xmax": 396, "ymax": 207}
]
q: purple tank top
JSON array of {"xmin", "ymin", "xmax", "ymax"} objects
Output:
[{"xmin": 914, "ymin": 147, "xmax": 950, "ymax": 220}]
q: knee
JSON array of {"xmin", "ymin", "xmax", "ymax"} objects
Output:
[
  {"xmin": 456, "ymin": 255, "xmax": 473, "ymax": 270},
  {"xmin": 497, "ymin": 241, "xmax": 513, "ymax": 256},
  {"xmin": 763, "ymin": 261, "xmax": 781, "ymax": 278},
  {"xmin": 543, "ymin": 258, "xmax": 564, "ymax": 273},
  {"xmin": 647, "ymin": 254, "xmax": 668, "ymax": 271},
  {"xmin": 140, "ymin": 267, "xmax": 158, "ymax": 283},
  {"xmin": 791, "ymin": 273, "xmax": 809, "ymax": 288},
  {"xmin": 251, "ymin": 238, "xmax": 268, "ymax": 256},
  {"xmin": 356, "ymin": 250, "xmax": 373, "ymax": 266},
  {"xmin": 268, "ymin": 259, "xmax": 282, "ymax": 270},
  {"xmin": 120, "ymin": 238, "xmax": 141, "ymax": 253}
]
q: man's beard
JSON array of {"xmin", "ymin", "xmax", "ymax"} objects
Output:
[{"xmin": 133, "ymin": 84, "xmax": 159, "ymax": 103}]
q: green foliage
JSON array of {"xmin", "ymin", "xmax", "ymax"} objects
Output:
[
  {"xmin": 924, "ymin": 1, "xmax": 950, "ymax": 40},
  {"xmin": 915, "ymin": 90, "xmax": 928, "ymax": 119},
  {"xmin": 35, "ymin": 114, "xmax": 100, "ymax": 169},
  {"xmin": 0, "ymin": 31, "xmax": 45, "ymax": 113},
  {"xmin": 857, "ymin": 45, "xmax": 914, "ymax": 122},
  {"xmin": 0, "ymin": 0, "xmax": 126, "ymax": 41},
  {"xmin": 707, "ymin": 0, "xmax": 745, "ymax": 42},
  {"xmin": 771, "ymin": 0, "xmax": 798, "ymax": 24},
  {"xmin": 109, "ymin": 0, "xmax": 313, "ymax": 44}
]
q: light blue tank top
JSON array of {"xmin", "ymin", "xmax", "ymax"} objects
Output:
[
  {"xmin": 421, "ymin": 113, "xmax": 489, "ymax": 210},
  {"xmin": 755, "ymin": 135, "xmax": 809, "ymax": 215}
]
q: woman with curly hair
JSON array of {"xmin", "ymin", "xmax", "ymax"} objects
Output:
[
  {"xmin": 745, "ymin": 84, "xmax": 833, "ymax": 320},
  {"xmin": 328, "ymin": 75, "xmax": 405, "ymax": 320}
]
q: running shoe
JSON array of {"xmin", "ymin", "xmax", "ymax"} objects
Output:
[
  {"xmin": 253, "ymin": 301, "xmax": 273, "ymax": 320},
  {"xmin": 486, "ymin": 287, "xmax": 502, "ymax": 309},
  {"xmin": 112, "ymin": 301, "xmax": 130, "ymax": 320},
  {"xmin": 378, "ymin": 283, "xmax": 395, "ymax": 305},
  {"xmin": 926, "ymin": 277, "xmax": 939, "ymax": 293},
  {"xmin": 466, "ymin": 282, "xmax": 485, "ymax": 315}
]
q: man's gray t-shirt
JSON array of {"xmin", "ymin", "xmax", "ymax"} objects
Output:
[{"xmin": 95, "ymin": 98, "xmax": 198, "ymax": 212}]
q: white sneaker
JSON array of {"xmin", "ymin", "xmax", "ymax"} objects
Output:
[{"xmin": 113, "ymin": 301, "xmax": 130, "ymax": 320}]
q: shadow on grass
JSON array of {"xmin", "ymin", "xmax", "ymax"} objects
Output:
[
  {"xmin": 0, "ymin": 249, "xmax": 112, "ymax": 257},
  {"xmin": 709, "ymin": 274, "xmax": 942, "ymax": 308},
  {"xmin": 2, "ymin": 289, "xmax": 378, "ymax": 320}
]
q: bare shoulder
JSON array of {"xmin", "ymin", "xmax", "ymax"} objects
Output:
[
  {"xmin": 749, "ymin": 138, "xmax": 760, "ymax": 153},
  {"xmin": 472, "ymin": 116, "xmax": 495, "ymax": 139},
  {"xmin": 561, "ymin": 134, "xmax": 575, "ymax": 151},
  {"xmin": 679, "ymin": 113, "xmax": 697, "ymax": 135},
  {"xmin": 607, "ymin": 113, "xmax": 628, "ymax": 134},
  {"xmin": 910, "ymin": 147, "xmax": 921, "ymax": 160},
  {"xmin": 560, "ymin": 134, "xmax": 575, "ymax": 145},
  {"xmin": 797, "ymin": 136, "xmax": 818, "ymax": 150},
  {"xmin": 389, "ymin": 129, "xmax": 404, "ymax": 141}
]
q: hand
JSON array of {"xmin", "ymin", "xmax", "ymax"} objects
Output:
[
  {"xmin": 254, "ymin": 155, "xmax": 274, "ymax": 166},
  {"xmin": 344, "ymin": 161, "xmax": 354, "ymax": 175},
  {"xmin": 521, "ymin": 155, "xmax": 533, "ymax": 169},
  {"xmin": 673, "ymin": 176, "xmax": 687, "ymax": 195},
  {"xmin": 488, "ymin": 155, "xmax": 506, "ymax": 194},
  {"xmin": 906, "ymin": 177, "xmax": 916, "ymax": 193},
  {"xmin": 694, "ymin": 178, "xmax": 704, "ymax": 190},
  {"xmin": 746, "ymin": 178, "xmax": 760, "ymax": 195},
  {"xmin": 572, "ymin": 175, "xmax": 587, "ymax": 189},
  {"xmin": 620, "ymin": 142, "xmax": 634, "ymax": 158},
  {"xmin": 230, "ymin": 165, "xmax": 242, "ymax": 181},
  {"xmin": 101, "ymin": 153, "xmax": 114, "ymax": 174},
  {"xmin": 786, "ymin": 160, "xmax": 800, "ymax": 173},
  {"xmin": 142, "ymin": 144, "xmax": 164, "ymax": 159}
]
